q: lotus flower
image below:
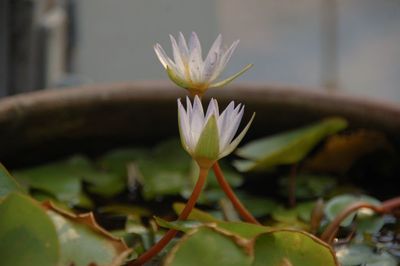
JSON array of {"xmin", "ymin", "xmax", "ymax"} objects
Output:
[
  {"xmin": 177, "ymin": 95, "xmax": 254, "ymax": 169},
  {"xmin": 155, "ymin": 32, "xmax": 252, "ymax": 96}
]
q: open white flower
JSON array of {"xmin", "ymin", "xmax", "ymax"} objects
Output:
[
  {"xmin": 178, "ymin": 95, "xmax": 255, "ymax": 169},
  {"xmin": 155, "ymin": 32, "xmax": 252, "ymax": 96}
]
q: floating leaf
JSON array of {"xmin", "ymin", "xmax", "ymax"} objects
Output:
[
  {"xmin": 97, "ymin": 148, "xmax": 149, "ymax": 177},
  {"xmin": 0, "ymin": 193, "xmax": 59, "ymax": 266},
  {"xmin": 356, "ymin": 215, "xmax": 385, "ymax": 235},
  {"xmin": 85, "ymin": 171, "xmax": 126, "ymax": 198},
  {"xmin": 335, "ymin": 244, "xmax": 397, "ymax": 266},
  {"xmin": 304, "ymin": 130, "xmax": 390, "ymax": 174},
  {"xmin": 253, "ymin": 229, "xmax": 338, "ymax": 266},
  {"xmin": 164, "ymin": 227, "xmax": 253, "ymax": 266},
  {"xmin": 235, "ymin": 192, "xmax": 279, "ymax": 217},
  {"xmin": 324, "ymin": 194, "xmax": 381, "ymax": 227},
  {"xmin": 137, "ymin": 159, "xmax": 190, "ymax": 200},
  {"xmin": 279, "ymin": 174, "xmax": 337, "ymax": 199},
  {"xmin": 154, "ymin": 217, "xmax": 203, "ymax": 233},
  {"xmin": 43, "ymin": 201, "xmax": 132, "ymax": 266},
  {"xmin": 12, "ymin": 157, "xmax": 87, "ymax": 205},
  {"xmin": 234, "ymin": 117, "xmax": 348, "ymax": 171},
  {"xmin": 173, "ymin": 202, "xmax": 221, "ymax": 223},
  {"xmin": 0, "ymin": 163, "xmax": 24, "ymax": 197},
  {"xmin": 164, "ymin": 226, "xmax": 338, "ymax": 266},
  {"xmin": 156, "ymin": 216, "xmax": 271, "ymax": 239}
]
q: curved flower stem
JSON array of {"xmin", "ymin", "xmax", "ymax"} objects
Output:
[
  {"xmin": 320, "ymin": 196, "xmax": 400, "ymax": 244},
  {"xmin": 213, "ymin": 162, "xmax": 261, "ymax": 225},
  {"xmin": 130, "ymin": 167, "xmax": 209, "ymax": 266}
]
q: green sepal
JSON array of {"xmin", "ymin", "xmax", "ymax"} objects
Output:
[
  {"xmin": 194, "ymin": 115, "xmax": 220, "ymax": 166},
  {"xmin": 210, "ymin": 64, "xmax": 253, "ymax": 88},
  {"xmin": 166, "ymin": 66, "xmax": 191, "ymax": 89}
]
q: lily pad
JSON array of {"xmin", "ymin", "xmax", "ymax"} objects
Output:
[
  {"xmin": 43, "ymin": 202, "xmax": 132, "ymax": 266},
  {"xmin": 335, "ymin": 244, "xmax": 397, "ymax": 266},
  {"xmin": 253, "ymin": 229, "xmax": 338, "ymax": 266},
  {"xmin": 234, "ymin": 117, "xmax": 347, "ymax": 171},
  {"xmin": 164, "ymin": 225, "xmax": 338, "ymax": 266},
  {"xmin": 164, "ymin": 227, "xmax": 253, "ymax": 266},
  {"xmin": 12, "ymin": 156, "xmax": 88, "ymax": 205},
  {"xmin": 155, "ymin": 216, "xmax": 271, "ymax": 239},
  {"xmin": 279, "ymin": 174, "xmax": 337, "ymax": 199},
  {"xmin": 0, "ymin": 193, "xmax": 59, "ymax": 266},
  {"xmin": 324, "ymin": 194, "xmax": 381, "ymax": 227},
  {"xmin": 0, "ymin": 163, "xmax": 24, "ymax": 197}
]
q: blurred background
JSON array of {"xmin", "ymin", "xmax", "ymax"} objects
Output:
[{"xmin": 1, "ymin": 0, "xmax": 399, "ymax": 101}]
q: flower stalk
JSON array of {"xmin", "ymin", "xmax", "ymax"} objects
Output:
[
  {"xmin": 130, "ymin": 167, "xmax": 209, "ymax": 266},
  {"xmin": 213, "ymin": 162, "xmax": 260, "ymax": 225}
]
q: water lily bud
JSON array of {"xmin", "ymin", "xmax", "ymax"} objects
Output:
[{"xmin": 177, "ymin": 95, "xmax": 255, "ymax": 169}]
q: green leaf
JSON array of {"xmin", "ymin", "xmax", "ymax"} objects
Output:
[
  {"xmin": 85, "ymin": 171, "xmax": 126, "ymax": 198},
  {"xmin": 165, "ymin": 226, "xmax": 338, "ymax": 266},
  {"xmin": 173, "ymin": 203, "xmax": 221, "ymax": 223},
  {"xmin": 44, "ymin": 203, "xmax": 132, "ymax": 266},
  {"xmin": 155, "ymin": 216, "xmax": 271, "ymax": 239},
  {"xmin": 154, "ymin": 217, "xmax": 203, "ymax": 233},
  {"xmin": 253, "ymin": 229, "xmax": 338, "ymax": 266},
  {"xmin": 138, "ymin": 160, "xmax": 189, "ymax": 200},
  {"xmin": 0, "ymin": 163, "xmax": 24, "ymax": 197},
  {"xmin": 356, "ymin": 215, "xmax": 385, "ymax": 235},
  {"xmin": 324, "ymin": 194, "xmax": 381, "ymax": 227},
  {"xmin": 12, "ymin": 157, "xmax": 86, "ymax": 205},
  {"xmin": 235, "ymin": 192, "xmax": 279, "ymax": 217},
  {"xmin": 336, "ymin": 244, "xmax": 397, "ymax": 266},
  {"xmin": 234, "ymin": 117, "xmax": 348, "ymax": 171},
  {"xmin": 0, "ymin": 193, "xmax": 59, "ymax": 266},
  {"xmin": 279, "ymin": 174, "xmax": 337, "ymax": 199},
  {"xmin": 164, "ymin": 227, "xmax": 253, "ymax": 266},
  {"xmin": 97, "ymin": 148, "xmax": 149, "ymax": 177}
]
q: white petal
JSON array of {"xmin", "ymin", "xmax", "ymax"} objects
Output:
[
  {"xmin": 177, "ymin": 99, "xmax": 193, "ymax": 150},
  {"xmin": 205, "ymin": 98, "xmax": 219, "ymax": 122},
  {"xmin": 217, "ymin": 101, "xmax": 235, "ymax": 136},
  {"xmin": 170, "ymin": 34, "xmax": 185, "ymax": 72},
  {"xmin": 154, "ymin": 43, "xmax": 186, "ymax": 80},
  {"xmin": 219, "ymin": 112, "xmax": 255, "ymax": 159},
  {"xmin": 220, "ymin": 105, "xmax": 244, "ymax": 150},
  {"xmin": 178, "ymin": 32, "xmax": 190, "ymax": 59},
  {"xmin": 189, "ymin": 32, "xmax": 202, "ymax": 57},
  {"xmin": 188, "ymin": 32, "xmax": 204, "ymax": 83},
  {"xmin": 220, "ymin": 40, "xmax": 240, "ymax": 69},
  {"xmin": 202, "ymin": 34, "xmax": 222, "ymax": 82},
  {"xmin": 190, "ymin": 95, "xmax": 205, "ymax": 144},
  {"xmin": 210, "ymin": 40, "xmax": 239, "ymax": 81},
  {"xmin": 185, "ymin": 96, "xmax": 193, "ymax": 128},
  {"xmin": 154, "ymin": 43, "xmax": 173, "ymax": 69}
]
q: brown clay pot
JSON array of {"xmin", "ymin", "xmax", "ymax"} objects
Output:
[{"xmin": 1, "ymin": 81, "xmax": 399, "ymax": 167}]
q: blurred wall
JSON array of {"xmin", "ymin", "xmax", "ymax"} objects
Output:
[
  {"xmin": 76, "ymin": 0, "xmax": 400, "ymax": 101},
  {"xmin": 76, "ymin": 0, "xmax": 218, "ymax": 82}
]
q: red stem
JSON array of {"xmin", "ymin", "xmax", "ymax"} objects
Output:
[
  {"xmin": 129, "ymin": 167, "xmax": 209, "ymax": 265},
  {"xmin": 320, "ymin": 196, "xmax": 400, "ymax": 244},
  {"xmin": 213, "ymin": 162, "xmax": 260, "ymax": 225}
]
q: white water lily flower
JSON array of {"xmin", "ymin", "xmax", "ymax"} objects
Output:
[
  {"xmin": 155, "ymin": 32, "xmax": 252, "ymax": 96},
  {"xmin": 178, "ymin": 95, "xmax": 255, "ymax": 169}
]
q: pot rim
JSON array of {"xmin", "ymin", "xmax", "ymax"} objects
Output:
[{"xmin": 1, "ymin": 81, "xmax": 399, "ymax": 132}]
